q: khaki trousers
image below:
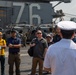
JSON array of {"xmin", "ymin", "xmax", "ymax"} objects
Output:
[
  {"xmin": 31, "ymin": 57, "xmax": 43, "ymax": 75},
  {"xmin": 8, "ymin": 53, "xmax": 21, "ymax": 75}
]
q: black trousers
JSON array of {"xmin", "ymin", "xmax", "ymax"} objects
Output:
[{"xmin": 0, "ymin": 55, "xmax": 5, "ymax": 75}]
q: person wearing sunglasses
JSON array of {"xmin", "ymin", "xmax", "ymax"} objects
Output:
[{"xmin": 30, "ymin": 30, "xmax": 48, "ymax": 75}]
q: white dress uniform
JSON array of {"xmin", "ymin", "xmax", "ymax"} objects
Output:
[
  {"xmin": 44, "ymin": 39, "xmax": 76, "ymax": 75},
  {"xmin": 44, "ymin": 21, "xmax": 76, "ymax": 75}
]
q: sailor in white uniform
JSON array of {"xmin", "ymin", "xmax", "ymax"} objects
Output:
[{"xmin": 44, "ymin": 21, "xmax": 76, "ymax": 75}]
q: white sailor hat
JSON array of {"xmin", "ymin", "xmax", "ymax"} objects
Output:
[{"xmin": 57, "ymin": 21, "xmax": 76, "ymax": 30}]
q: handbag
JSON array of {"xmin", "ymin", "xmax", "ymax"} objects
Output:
[{"xmin": 28, "ymin": 46, "xmax": 34, "ymax": 57}]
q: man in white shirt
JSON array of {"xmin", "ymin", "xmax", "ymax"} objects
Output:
[{"xmin": 44, "ymin": 21, "xmax": 76, "ymax": 75}]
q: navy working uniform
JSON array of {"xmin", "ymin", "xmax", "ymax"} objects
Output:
[{"xmin": 7, "ymin": 30, "xmax": 21, "ymax": 75}]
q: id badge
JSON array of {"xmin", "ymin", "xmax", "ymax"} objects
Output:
[{"xmin": 0, "ymin": 46, "xmax": 1, "ymax": 50}]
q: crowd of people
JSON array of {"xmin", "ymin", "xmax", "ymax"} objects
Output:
[{"xmin": 0, "ymin": 20, "xmax": 76, "ymax": 75}]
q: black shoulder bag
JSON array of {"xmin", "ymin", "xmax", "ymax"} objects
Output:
[
  {"xmin": 28, "ymin": 46, "xmax": 34, "ymax": 57},
  {"xmin": 27, "ymin": 38, "xmax": 38, "ymax": 57}
]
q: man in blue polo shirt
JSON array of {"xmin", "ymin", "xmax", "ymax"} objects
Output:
[{"xmin": 7, "ymin": 30, "xmax": 21, "ymax": 75}]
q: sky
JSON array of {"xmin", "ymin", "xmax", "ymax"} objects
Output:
[{"xmin": 50, "ymin": 0, "xmax": 76, "ymax": 20}]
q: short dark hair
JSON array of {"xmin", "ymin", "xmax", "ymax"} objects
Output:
[
  {"xmin": 61, "ymin": 29, "xmax": 75, "ymax": 39},
  {"xmin": 11, "ymin": 30, "xmax": 16, "ymax": 33}
]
